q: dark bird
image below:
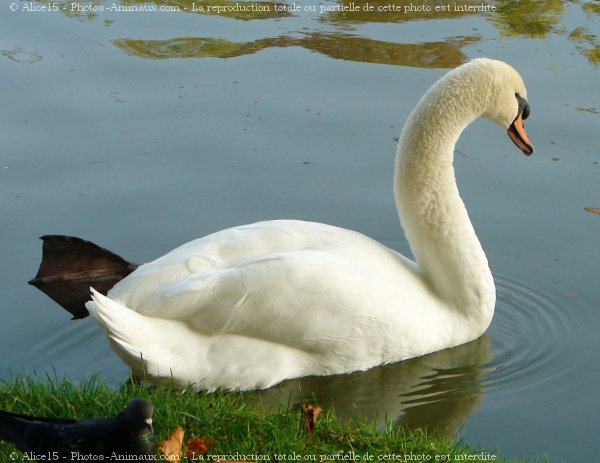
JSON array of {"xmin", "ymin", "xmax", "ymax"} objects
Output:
[{"xmin": 0, "ymin": 398, "xmax": 157, "ymax": 461}]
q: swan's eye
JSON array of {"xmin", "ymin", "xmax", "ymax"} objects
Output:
[
  {"xmin": 515, "ymin": 93, "xmax": 530, "ymax": 120},
  {"xmin": 521, "ymin": 101, "xmax": 530, "ymax": 120}
]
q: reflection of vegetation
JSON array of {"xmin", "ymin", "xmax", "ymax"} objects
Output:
[
  {"xmin": 301, "ymin": 34, "xmax": 477, "ymax": 68},
  {"xmin": 35, "ymin": 0, "xmax": 290, "ymax": 21},
  {"xmin": 114, "ymin": 36, "xmax": 278, "ymax": 59},
  {"xmin": 1, "ymin": 47, "xmax": 43, "ymax": 64},
  {"xmin": 582, "ymin": 1, "xmax": 600, "ymax": 15},
  {"xmin": 34, "ymin": 0, "xmax": 103, "ymax": 21},
  {"xmin": 322, "ymin": 0, "xmax": 493, "ymax": 24},
  {"xmin": 124, "ymin": 0, "xmax": 292, "ymax": 20},
  {"xmin": 586, "ymin": 48, "xmax": 600, "ymax": 64},
  {"xmin": 570, "ymin": 26, "xmax": 596, "ymax": 43},
  {"xmin": 569, "ymin": 26, "xmax": 600, "ymax": 65},
  {"xmin": 492, "ymin": 0, "xmax": 566, "ymax": 37},
  {"xmin": 576, "ymin": 106, "xmax": 599, "ymax": 114},
  {"xmin": 32, "ymin": 0, "xmax": 600, "ymax": 68},
  {"xmin": 114, "ymin": 34, "xmax": 475, "ymax": 68}
]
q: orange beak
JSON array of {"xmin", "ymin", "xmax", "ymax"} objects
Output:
[{"xmin": 507, "ymin": 96, "xmax": 534, "ymax": 155}]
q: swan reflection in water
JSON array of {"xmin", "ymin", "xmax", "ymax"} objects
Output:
[{"xmin": 254, "ymin": 335, "xmax": 492, "ymax": 437}]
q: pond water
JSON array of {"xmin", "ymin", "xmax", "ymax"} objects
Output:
[{"xmin": 1, "ymin": 1, "xmax": 599, "ymax": 461}]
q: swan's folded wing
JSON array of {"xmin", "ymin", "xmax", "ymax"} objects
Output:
[{"xmin": 103, "ymin": 220, "xmax": 429, "ymax": 353}]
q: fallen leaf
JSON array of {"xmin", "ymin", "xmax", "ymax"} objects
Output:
[
  {"xmin": 584, "ymin": 207, "xmax": 600, "ymax": 215},
  {"xmin": 302, "ymin": 403, "xmax": 322, "ymax": 437},
  {"xmin": 160, "ymin": 426, "xmax": 185, "ymax": 461},
  {"xmin": 186, "ymin": 436, "xmax": 213, "ymax": 459}
]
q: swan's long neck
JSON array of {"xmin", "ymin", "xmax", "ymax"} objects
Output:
[{"xmin": 394, "ymin": 71, "xmax": 495, "ymax": 327}]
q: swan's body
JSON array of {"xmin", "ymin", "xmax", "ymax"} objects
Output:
[
  {"xmin": 78, "ymin": 59, "xmax": 533, "ymax": 391},
  {"xmin": 89, "ymin": 221, "xmax": 465, "ymax": 390}
]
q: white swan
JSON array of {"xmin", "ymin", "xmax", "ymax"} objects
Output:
[{"xmin": 82, "ymin": 58, "xmax": 533, "ymax": 391}]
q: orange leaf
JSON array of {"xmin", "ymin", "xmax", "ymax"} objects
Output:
[
  {"xmin": 302, "ymin": 403, "xmax": 322, "ymax": 437},
  {"xmin": 186, "ymin": 436, "xmax": 213, "ymax": 459},
  {"xmin": 160, "ymin": 426, "xmax": 185, "ymax": 461}
]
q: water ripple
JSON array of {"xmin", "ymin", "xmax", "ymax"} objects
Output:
[{"xmin": 484, "ymin": 264, "xmax": 584, "ymax": 399}]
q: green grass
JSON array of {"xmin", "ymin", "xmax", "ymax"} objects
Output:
[{"xmin": 0, "ymin": 374, "xmax": 546, "ymax": 463}]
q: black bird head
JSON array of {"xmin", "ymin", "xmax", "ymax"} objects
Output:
[
  {"xmin": 114, "ymin": 398, "xmax": 157, "ymax": 457},
  {"xmin": 119, "ymin": 398, "xmax": 154, "ymax": 430}
]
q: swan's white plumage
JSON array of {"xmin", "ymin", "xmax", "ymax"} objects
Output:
[{"xmin": 87, "ymin": 58, "xmax": 531, "ymax": 391}]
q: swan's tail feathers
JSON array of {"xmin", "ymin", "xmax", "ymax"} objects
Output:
[
  {"xmin": 87, "ymin": 289, "xmax": 204, "ymax": 388},
  {"xmin": 29, "ymin": 235, "xmax": 138, "ymax": 320},
  {"xmin": 86, "ymin": 289, "xmax": 161, "ymax": 381}
]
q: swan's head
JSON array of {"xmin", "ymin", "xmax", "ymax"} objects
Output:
[
  {"xmin": 472, "ymin": 58, "xmax": 534, "ymax": 155},
  {"xmin": 411, "ymin": 58, "xmax": 534, "ymax": 157}
]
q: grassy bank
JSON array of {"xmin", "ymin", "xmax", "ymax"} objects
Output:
[{"xmin": 0, "ymin": 375, "xmax": 543, "ymax": 462}]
